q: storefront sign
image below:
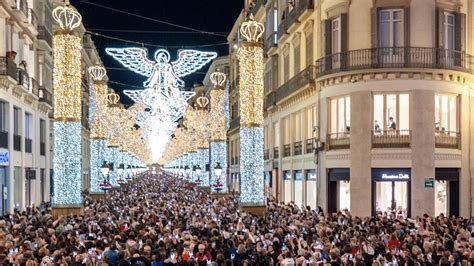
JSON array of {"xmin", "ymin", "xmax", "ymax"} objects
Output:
[
  {"xmin": 424, "ymin": 178, "xmax": 434, "ymax": 188},
  {"xmin": 0, "ymin": 152, "xmax": 8, "ymax": 164},
  {"xmin": 382, "ymin": 173, "xmax": 410, "ymax": 180}
]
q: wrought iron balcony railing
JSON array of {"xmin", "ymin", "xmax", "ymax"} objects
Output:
[
  {"xmin": 40, "ymin": 141, "xmax": 46, "ymax": 156},
  {"xmin": 293, "ymin": 141, "xmax": 303, "ymax": 155},
  {"xmin": 18, "ymin": 69, "xmax": 29, "ymax": 90},
  {"xmin": 372, "ymin": 130, "xmax": 411, "ymax": 148},
  {"xmin": 39, "ymin": 87, "xmax": 53, "ymax": 107},
  {"xmin": 0, "ymin": 57, "xmax": 18, "ymax": 81},
  {"xmin": 305, "ymin": 138, "xmax": 313, "ymax": 154},
  {"xmin": 275, "ymin": 65, "xmax": 316, "ymax": 103},
  {"xmin": 273, "ymin": 146, "xmax": 279, "ymax": 159},
  {"xmin": 316, "ymin": 47, "xmax": 474, "ymax": 77},
  {"xmin": 435, "ymin": 131, "xmax": 460, "ymax": 149},
  {"xmin": 0, "ymin": 131, "xmax": 7, "ymax": 149},
  {"xmin": 327, "ymin": 132, "xmax": 350, "ymax": 150},
  {"xmin": 264, "ymin": 149, "xmax": 270, "ymax": 160},
  {"xmin": 283, "ymin": 144, "xmax": 291, "ymax": 157},
  {"xmin": 13, "ymin": 134, "xmax": 21, "ymax": 151}
]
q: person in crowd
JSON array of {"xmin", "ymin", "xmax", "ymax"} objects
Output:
[{"xmin": 0, "ymin": 172, "xmax": 472, "ymax": 265}]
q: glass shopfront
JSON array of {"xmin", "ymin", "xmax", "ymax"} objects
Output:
[
  {"xmin": 294, "ymin": 171, "xmax": 303, "ymax": 207},
  {"xmin": 328, "ymin": 168, "xmax": 350, "ymax": 213},
  {"xmin": 306, "ymin": 170, "xmax": 317, "ymax": 209},
  {"xmin": 435, "ymin": 168, "xmax": 459, "ymax": 217},
  {"xmin": 264, "ymin": 171, "xmax": 272, "ymax": 198},
  {"xmin": 283, "ymin": 171, "xmax": 292, "ymax": 203},
  {"xmin": 372, "ymin": 168, "xmax": 411, "ymax": 217}
]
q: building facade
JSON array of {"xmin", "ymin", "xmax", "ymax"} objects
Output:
[
  {"xmin": 229, "ymin": 0, "xmax": 474, "ymax": 218},
  {"xmin": 0, "ymin": 0, "xmax": 53, "ymax": 214}
]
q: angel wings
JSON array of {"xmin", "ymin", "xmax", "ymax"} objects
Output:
[{"xmin": 105, "ymin": 47, "xmax": 218, "ymax": 88}]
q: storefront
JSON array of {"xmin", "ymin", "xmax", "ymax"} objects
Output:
[
  {"xmin": 328, "ymin": 168, "xmax": 350, "ymax": 213},
  {"xmin": 294, "ymin": 170, "xmax": 303, "ymax": 207},
  {"xmin": 371, "ymin": 168, "xmax": 411, "ymax": 217},
  {"xmin": 283, "ymin": 170, "xmax": 291, "ymax": 203},
  {"xmin": 306, "ymin": 170, "xmax": 317, "ymax": 209},
  {"xmin": 435, "ymin": 168, "xmax": 459, "ymax": 217},
  {"xmin": 0, "ymin": 150, "xmax": 8, "ymax": 216}
]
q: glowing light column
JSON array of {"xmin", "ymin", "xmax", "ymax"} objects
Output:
[
  {"xmin": 237, "ymin": 16, "xmax": 265, "ymax": 206},
  {"xmin": 52, "ymin": 4, "xmax": 83, "ymax": 212},
  {"xmin": 88, "ymin": 66, "xmax": 108, "ymax": 193},
  {"xmin": 209, "ymin": 72, "xmax": 228, "ymax": 193}
]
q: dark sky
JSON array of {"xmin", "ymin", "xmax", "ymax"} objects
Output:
[{"xmin": 72, "ymin": 0, "xmax": 243, "ymax": 105}]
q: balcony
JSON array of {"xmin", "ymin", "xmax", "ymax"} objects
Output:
[
  {"xmin": 316, "ymin": 47, "xmax": 474, "ymax": 78},
  {"xmin": 293, "ymin": 141, "xmax": 303, "ymax": 156},
  {"xmin": 13, "ymin": 134, "xmax": 21, "ymax": 151},
  {"xmin": 18, "ymin": 69, "xmax": 29, "ymax": 91},
  {"xmin": 0, "ymin": 57, "xmax": 18, "ymax": 81},
  {"xmin": 264, "ymin": 32, "xmax": 278, "ymax": 54},
  {"xmin": 277, "ymin": 0, "xmax": 314, "ymax": 39},
  {"xmin": 40, "ymin": 141, "xmax": 46, "ymax": 156},
  {"xmin": 273, "ymin": 146, "xmax": 279, "ymax": 159},
  {"xmin": 305, "ymin": 138, "xmax": 313, "ymax": 154},
  {"xmin": 39, "ymin": 87, "xmax": 53, "ymax": 107},
  {"xmin": 12, "ymin": 0, "xmax": 28, "ymax": 20},
  {"xmin": 435, "ymin": 131, "xmax": 460, "ymax": 149},
  {"xmin": 264, "ymin": 149, "xmax": 270, "ymax": 160},
  {"xmin": 250, "ymin": 0, "xmax": 266, "ymax": 15},
  {"xmin": 264, "ymin": 91, "xmax": 276, "ymax": 109},
  {"xmin": 25, "ymin": 138, "xmax": 32, "ymax": 153},
  {"xmin": 372, "ymin": 130, "xmax": 411, "ymax": 148},
  {"xmin": 229, "ymin": 117, "xmax": 240, "ymax": 131},
  {"xmin": 283, "ymin": 144, "xmax": 291, "ymax": 157},
  {"xmin": 29, "ymin": 77, "xmax": 39, "ymax": 97},
  {"xmin": 0, "ymin": 131, "xmax": 8, "ymax": 149},
  {"xmin": 275, "ymin": 65, "xmax": 316, "ymax": 103},
  {"xmin": 327, "ymin": 133, "xmax": 350, "ymax": 150},
  {"xmin": 38, "ymin": 26, "xmax": 53, "ymax": 47}
]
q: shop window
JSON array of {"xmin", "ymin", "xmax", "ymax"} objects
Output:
[
  {"xmin": 284, "ymin": 171, "xmax": 292, "ymax": 203},
  {"xmin": 294, "ymin": 171, "xmax": 303, "ymax": 207},
  {"xmin": 339, "ymin": 181, "xmax": 350, "ymax": 211},
  {"xmin": 306, "ymin": 171, "xmax": 316, "ymax": 209}
]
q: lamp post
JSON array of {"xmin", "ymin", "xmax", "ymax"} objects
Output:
[
  {"xmin": 52, "ymin": 2, "xmax": 84, "ymax": 217},
  {"xmin": 212, "ymin": 162, "xmax": 224, "ymax": 192}
]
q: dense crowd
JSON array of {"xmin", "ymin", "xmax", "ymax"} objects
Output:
[{"xmin": 0, "ymin": 172, "xmax": 473, "ymax": 265}]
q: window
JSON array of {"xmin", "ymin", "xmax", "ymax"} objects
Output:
[
  {"xmin": 331, "ymin": 17, "xmax": 341, "ymax": 54},
  {"xmin": 329, "ymin": 96, "xmax": 350, "ymax": 133},
  {"xmin": 293, "ymin": 112, "xmax": 301, "ymax": 142},
  {"xmin": 379, "ymin": 9, "xmax": 404, "ymax": 47},
  {"xmin": 283, "ymin": 117, "xmax": 291, "ymax": 145},
  {"xmin": 305, "ymin": 29, "xmax": 313, "ymax": 67},
  {"xmin": 293, "ymin": 38, "xmax": 301, "ymax": 74},
  {"xmin": 25, "ymin": 113, "xmax": 32, "ymax": 139},
  {"xmin": 0, "ymin": 101, "xmax": 6, "ymax": 132},
  {"xmin": 273, "ymin": 121, "xmax": 280, "ymax": 148},
  {"xmin": 373, "ymin": 93, "xmax": 410, "ymax": 132},
  {"xmin": 13, "ymin": 107, "xmax": 20, "ymax": 135},
  {"xmin": 435, "ymin": 95, "xmax": 458, "ymax": 132},
  {"xmin": 444, "ymin": 12, "xmax": 455, "ymax": 50},
  {"xmin": 40, "ymin": 119, "xmax": 46, "ymax": 142},
  {"xmin": 283, "ymin": 47, "xmax": 290, "ymax": 82}
]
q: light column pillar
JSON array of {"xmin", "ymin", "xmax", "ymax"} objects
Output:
[
  {"xmin": 209, "ymin": 71, "xmax": 228, "ymax": 193},
  {"xmin": 237, "ymin": 16, "xmax": 266, "ymax": 215},
  {"xmin": 52, "ymin": 4, "xmax": 84, "ymax": 217}
]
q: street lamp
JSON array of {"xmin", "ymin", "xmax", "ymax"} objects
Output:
[
  {"xmin": 100, "ymin": 161, "xmax": 110, "ymax": 177},
  {"xmin": 126, "ymin": 165, "xmax": 132, "ymax": 180},
  {"xmin": 99, "ymin": 161, "xmax": 111, "ymax": 194},
  {"xmin": 196, "ymin": 165, "xmax": 202, "ymax": 175},
  {"xmin": 214, "ymin": 162, "xmax": 223, "ymax": 177}
]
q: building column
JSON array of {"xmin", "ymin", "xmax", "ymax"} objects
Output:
[
  {"xmin": 350, "ymin": 91, "xmax": 372, "ymax": 217},
  {"xmin": 460, "ymin": 93, "xmax": 471, "ymax": 217},
  {"xmin": 411, "ymin": 89, "xmax": 435, "ymax": 217}
]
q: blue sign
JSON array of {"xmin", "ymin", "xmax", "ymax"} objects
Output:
[{"xmin": 0, "ymin": 152, "xmax": 8, "ymax": 164}]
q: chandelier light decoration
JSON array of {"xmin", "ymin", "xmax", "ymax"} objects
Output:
[
  {"xmin": 106, "ymin": 47, "xmax": 217, "ymax": 163},
  {"xmin": 88, "ymin": 66, "xmax": 108, "ymax": 193},
  {"xmin": 209, "ymin": 71, "xmax": 228, "ymax": 192},
  {"xmin": 194, "ymin": 95, "xmax": 210, "ymax": 187},
  {"xmin": 237, "ymin": 15, "xmax": 265, "ymax": 205},
  {"xmin": 52, "ymin": 3, "xmax": 83, "ymax": 206}
]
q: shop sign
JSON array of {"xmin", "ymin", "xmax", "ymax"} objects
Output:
[
  {"xmin": 424, "ymin": 178, "xmax": 434, "ymax": 188},
  {"xmin": 381, "ymin": 173, "xmax": 410, "ymax": 180},
  {"xmin": 0, "ymin": 152, "xmax": 8, "ymax": 165}
]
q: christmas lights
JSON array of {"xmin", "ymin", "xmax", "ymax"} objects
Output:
[
  {"xmin": 196, "ymin": 148, "xmax": 209, "ymax": 187},
  {"xmin": 89, "ymin": 139, "xmax": 105, "ymax": 193},
  {"xmin": 238, "ymin": 16, "xmax": 265, "ymax": 206},
  {"xmin": 210, "ymin": 141, "xmax": 227, "ymax": 193},
  {"xmin": 209, "ymin": 72, "xmax": 227, "ymax": 141},
  {"xmin": 52, "ymin": 3, "xmax": 83, "ymax": 207},
  {"xmin": 53, "ymin": 122, "xmax": 82, "ymax": 205}
]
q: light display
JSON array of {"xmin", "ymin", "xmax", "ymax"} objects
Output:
[
  {"xmin": 88, "ymin": 66, "xmax": 108, "ymax": 193},
  {"xmin": 196, "ymin": 148, "xmax": 209, "ymax": 187},
  {"xmin": 52, "ymin": 3, "xmax": 83, "ymax": 207},
  {"xmin": 210, "ymin": 141, "xmax": 227, "ymax": 193},
  {"xmin": 53, "ymin": 122, "xmax": 82, "ymax": 205},
  {"xmin": 106, "ymin": 47, "xmax": 217, "ymax": 162},
  {"xmin": 238, "ymin": 15, "xmax": 265, "ymax": 205}
]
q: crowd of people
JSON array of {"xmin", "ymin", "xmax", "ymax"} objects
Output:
[{"xmin": 0, "ymin": 172, "xmax": 473, "ymax": 265}]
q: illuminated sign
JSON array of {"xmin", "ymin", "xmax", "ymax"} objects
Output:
[
  {"xmin": 0, "ymin": 152, "xmax": 8, "ymax": 164},
  {"xmin": 382, "ymin": 173, "xmax": 410, "ymax": 180}
]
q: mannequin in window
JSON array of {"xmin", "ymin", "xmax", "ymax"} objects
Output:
[
  {"xmin": 388, "ymin": 117, "xmax": 396, "ymax": 131},
  {"xmin": 374, "ymin": 120, "xmax": 381, "ymax": 133}
]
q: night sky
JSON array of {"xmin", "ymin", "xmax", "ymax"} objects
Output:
[{"xmin": 72, "ymin": 0, "xmax": 243, "ymax": 105}]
